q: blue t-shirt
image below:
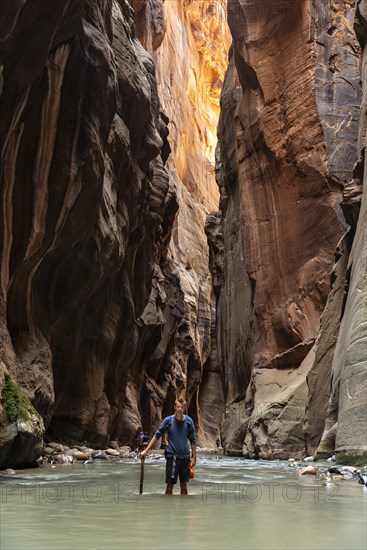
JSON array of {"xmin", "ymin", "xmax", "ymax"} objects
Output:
[{"xmin": 154, "ymin": 415, "xmax": 196, "ymax": 457}]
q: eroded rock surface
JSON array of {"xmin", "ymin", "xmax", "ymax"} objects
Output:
[
  {"xmin": 212, "ymin": 0, "xmax": 363, "ymax": 459},
  {"xmin": 150, "ymin": 0, "xmax": 230, "ymax": 211},
  {"xmin": 0, "ymin": 0, "xmax": 176, "ymax": 465},
  {"xmin": 0, "ymin": 0, "xmax": 229, "ymax": 465},
  {"xmin": 132, "ymin": 1, "xmax": 230, "ymax": 446},
  {"xmin": 316, "ymin": 0, "xmax": 367, "ymax": 465}
]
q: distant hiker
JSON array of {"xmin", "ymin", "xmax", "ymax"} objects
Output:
[
  {"xmin": 136, "ymin": 431, "xmax": 144, "ymax": 452},
  {"xmin": 141, "ymin": 397, "xmax": 196, "ymax": 495},
  {"xmin": 143, "ymin": 433, "xmax": 149, "ymax": 448},
  {"xmin": 216, "ymin": 437, "xmax": 220, "ymax": 449}
]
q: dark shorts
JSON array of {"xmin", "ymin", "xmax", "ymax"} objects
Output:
[{"xmin": 165, "ymin": 456, "xmax": 190, "ymax": 485}]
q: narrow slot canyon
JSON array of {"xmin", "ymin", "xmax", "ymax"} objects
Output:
[{"xmin": 0, "ymin": 0, "xmax": 366, "ymax": 474}]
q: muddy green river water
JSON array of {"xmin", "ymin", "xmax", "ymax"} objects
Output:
[{"xmin": 1, "ymin": 456, "xmax": 366, "ymax": 550}]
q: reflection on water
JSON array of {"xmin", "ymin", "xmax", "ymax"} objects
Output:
[{"xmin": 1, "ymin": 456, "xmax": 366, "ymax": 550}]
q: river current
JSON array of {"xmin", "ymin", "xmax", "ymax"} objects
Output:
[{"xmin": 1, "ymin": 455, "xmax": 366, "ymax": 550}]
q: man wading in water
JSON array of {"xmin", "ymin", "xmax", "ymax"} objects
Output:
[{"xmin": 141, "ymin": 397, "xmax": 196, "ymax": 495}]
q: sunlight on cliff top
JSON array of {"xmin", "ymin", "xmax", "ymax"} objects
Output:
[{"xmin": 153, "ymin": 0, "xmax": 231, "ymax": 211}]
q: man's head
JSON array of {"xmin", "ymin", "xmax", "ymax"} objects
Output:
[{"xmin": 174, "ymin": 397, "xmax": 187, "ymax": 418}]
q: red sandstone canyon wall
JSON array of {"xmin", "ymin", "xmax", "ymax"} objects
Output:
[{"xmin": 210, "ymin": 0, "xmax": 366, "ymax": 462}]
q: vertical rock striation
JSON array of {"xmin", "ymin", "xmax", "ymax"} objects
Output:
[
  {"xmin": 131, "ymin": 0, "xmax": 230, "ymax": 446},
  {"xmin": 151, "ymin": 0, "xmax": 230, "ymax": 212},
  {"xmin": 0, "ymin": 0, "xmax": 176, "ymax": 465},
  {"xmin": 0, "ymin": 0, "xmax": 230, "ymax": 465},
  {"xmin": 315, "ymin": 0, "xmax": 367, "ymax": 464},
  {"xmin": 212, "ymin": 0, "xmax": 364, "ymax": 460}
]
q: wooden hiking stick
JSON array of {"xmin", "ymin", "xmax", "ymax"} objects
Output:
[{"xmin": 139, "ymin": 456, "xmax": 145, "ymax": 494}]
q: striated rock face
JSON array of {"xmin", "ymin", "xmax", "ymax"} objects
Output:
[
  {"xmin": 303, "ymin": 236, "xmax": 349, "ymax": 456},
  {"xmin": 315, "ymin": 0, "xmax": 367, "ymax": 465},
  {"xmin": 133, "ymin": 0, "xmax": 166, "ymax": 52},
  {"xmin": 0, "ymin": 0, "xmax": 229, "ymax": 465},
  {"xmin": 131, "ymin": 0, "xmax": 230, "ymax": 445},
  {"xmin": 212, "ymin": 0, "xmax": 363, "ymax": 459},
  {"xmin": 135, "ymin": 167, "xmax": 224, "ymax": 447},
  {"xmin": 149, "ymin": 0, "xmax": 230, "ymax": 211},
  {"xmin": 0, "ymin": 0, "xmax": 177, "ymax": 464},
  {"xmin": 133, "ymin": 0, "xmax": 230, "ymax": 210}
]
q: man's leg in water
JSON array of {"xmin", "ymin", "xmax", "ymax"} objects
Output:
[
  {"xmin": 165, "ymin": 483, "xmax": 174, "ymax": 494},
  {"xmin": 180, "ymin": 483, "xmax": 188, "ymax": 495}
]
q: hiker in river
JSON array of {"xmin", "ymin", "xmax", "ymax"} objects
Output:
[
  {"xmin": 135, "ymin": 431, "xmax": 144, "ymax": 452},
  {"xmin": 140, "ymin": 397, "xmax": 196, "ymax": 495}
]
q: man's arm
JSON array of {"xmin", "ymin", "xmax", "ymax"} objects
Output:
[
  {"xmin": 190, "ymin": 444, "xmax": 196, "ymax": 467},
  {"xmin": 188, "ymin": 419, "xmax": 197, "ymax": 466},
  {"xmin": 140, "ymin": 436, "xmax": 158, "ymax": 459},
  {"xmin": 140, "ymin": 416, "xmax": 170, "ymax": 458}
]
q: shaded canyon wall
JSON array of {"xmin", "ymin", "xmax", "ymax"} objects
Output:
[{"xmin": 0, "ymin": 0, "xmax": 229, "ymax": 467}]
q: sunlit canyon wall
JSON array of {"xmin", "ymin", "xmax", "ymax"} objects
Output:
[{"xmin": 132, "ymin": 0, "xmax": 230, "ymax": 447}]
